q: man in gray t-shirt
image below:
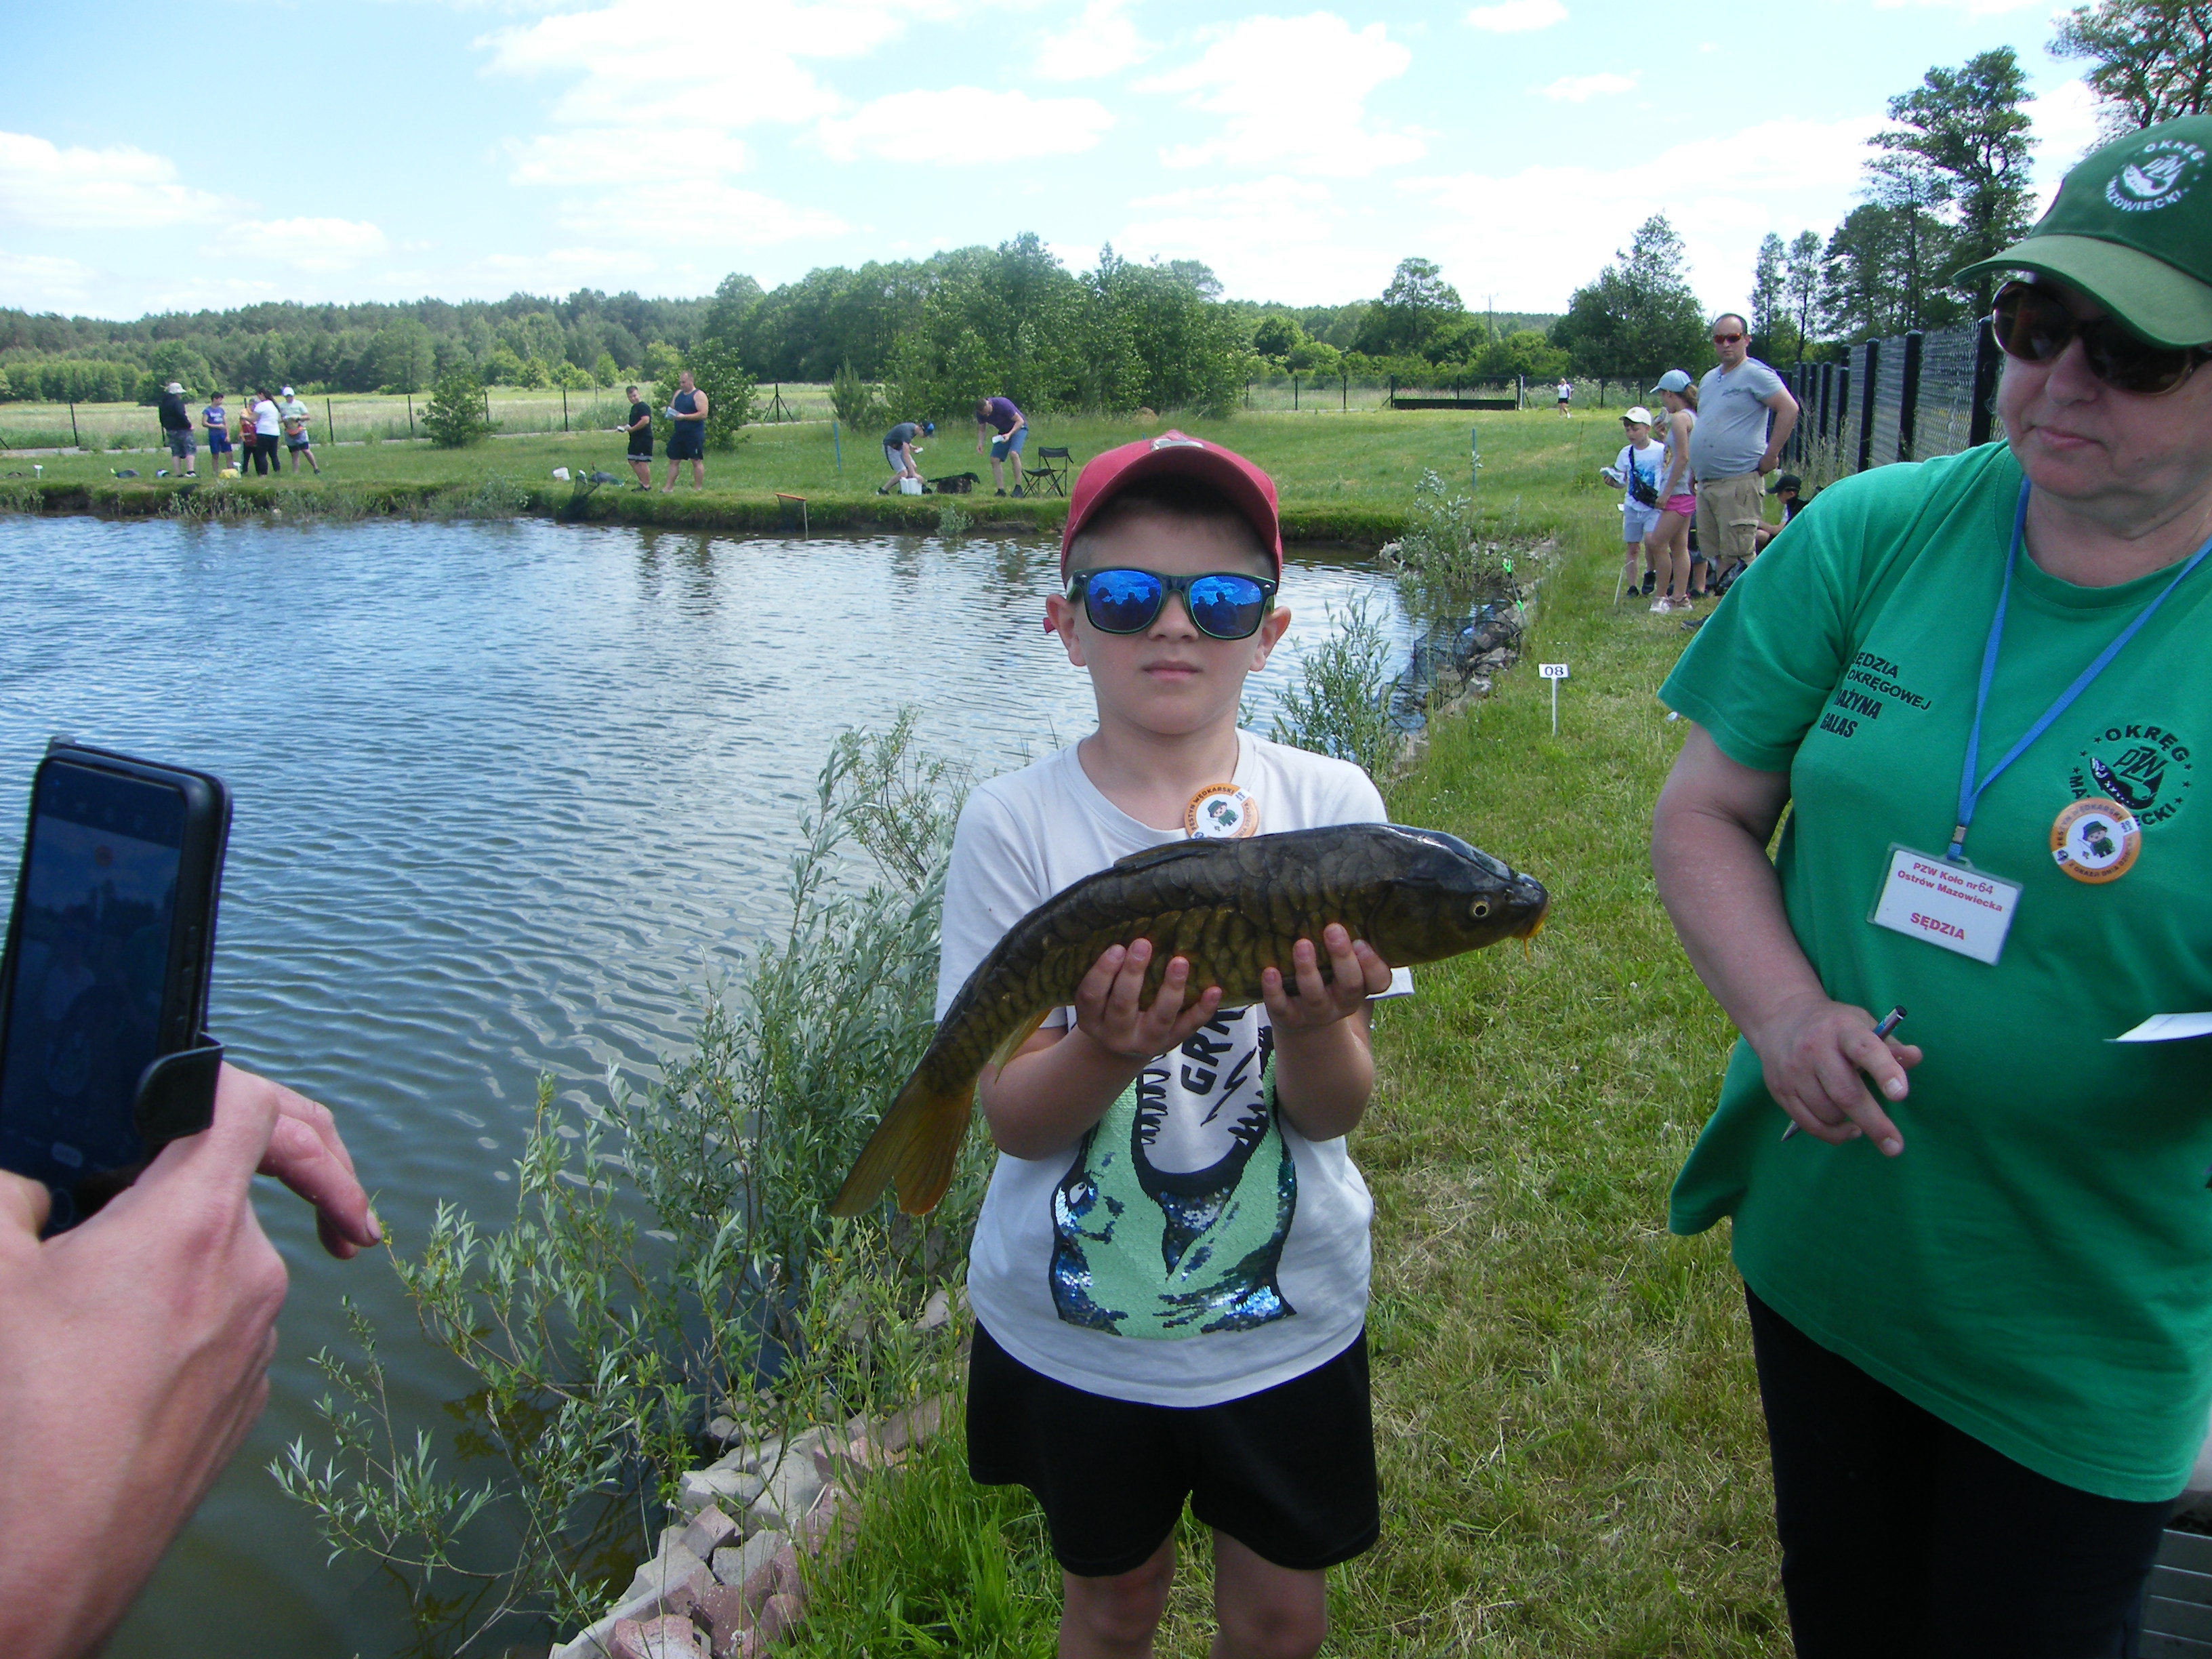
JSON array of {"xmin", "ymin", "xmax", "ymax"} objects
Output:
[{"xmin": 1687, "ymin": 312, "xmax": 1798, "ymax": 566}]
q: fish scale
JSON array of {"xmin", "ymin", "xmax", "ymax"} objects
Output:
[{"xmin": 830, "ymin": 822, "xmax": 1549, "ymax": 1216}]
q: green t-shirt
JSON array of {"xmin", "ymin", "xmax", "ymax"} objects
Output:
[{"xmin": 1661, "ymin": 441, "xmax": 2212, "ymax": 1502}]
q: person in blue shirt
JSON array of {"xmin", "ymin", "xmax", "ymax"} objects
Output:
[{"xmin": 975, "ymin": 396, "xmax": 1027, "ymax": 496}]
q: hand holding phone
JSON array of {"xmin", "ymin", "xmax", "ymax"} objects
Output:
[{"xmin": 0, "ymin": 742, "xmax": 231, "ymax": 1230}]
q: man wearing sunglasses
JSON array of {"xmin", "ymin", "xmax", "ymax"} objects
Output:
[
  {"xmin": 1650, "ymin": 113, "xmax": 2212, "ymax": 1658},
  {"xmin": 940, "ymin": 433, "xmax": 1407, "ymax": 1659},
  {"xmin": 1689, "ymin": 312, "xmax": 1798, "ymax": 583}
]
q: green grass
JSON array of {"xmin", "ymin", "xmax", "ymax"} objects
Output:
[
  {"xmin": 785, "ymin": 514, "xmax": 1786, "ymax": 1657},
  {"xmin": 0, "ymin": 407, "xmax": 1644, "ymax": 546}
]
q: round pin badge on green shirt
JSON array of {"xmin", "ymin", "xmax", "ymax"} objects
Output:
[{"xmin": 1955, "ymin": 113, "xmax": 2212, "ymax": 349}]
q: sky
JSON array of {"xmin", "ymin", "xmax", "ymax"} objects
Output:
[{"xmin": 0, "ymin": 0, "xmax": 2113, "ymax": 326}]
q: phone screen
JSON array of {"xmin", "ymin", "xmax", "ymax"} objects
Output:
[{"xmin": 0, "ymin": 763, "xmax": 188, "ymax": 1207}]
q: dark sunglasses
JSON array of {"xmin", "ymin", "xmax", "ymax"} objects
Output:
[
  {"xmin": 1712, "ymin": 331, "xmax": 1745, "ymax": 345},
  {"xmin": 1990, "ymin": 281, "xmax": 2207, "ymax": 396},
  {"xmin": 1065, "ymin": 568, "xmax": 1279, "ymax": 640}
]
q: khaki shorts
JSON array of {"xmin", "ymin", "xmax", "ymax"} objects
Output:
[{"xmin": 1695, "ymin": 470, "xmax": 1766, "ymax": 562}]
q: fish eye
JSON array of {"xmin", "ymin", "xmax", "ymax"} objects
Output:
[{"xmin": 1470, "ymin": 899, "xmax": 1490, "ymax": 919}]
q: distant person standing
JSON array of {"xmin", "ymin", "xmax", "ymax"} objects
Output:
[
  {"xmin": 1689, "ymin": 313, "xmax": 1797, "ymax": 574},
  {"xmin": 202, "ymin": 391, "xmax": 232, "ymax": 472},
  {"xmin": 156, "ymin": 381, "xmax": 196, "ymax": 477},
  {"xmin": 879, "ymin": 417, "xmax": 933, "ymax": 492},
  {"xmin": 1647, "ymin": 370, "xmax": 1699, "ymax": 613},
  {"xmin": 1555, "ymin": 377, "xmax": 1573, "ymax": 415},
  {"xmin": 277, "ymin": 385, "xmax": 319, "ymax": 474},
  {"xmin": 248, "ymin": 388, "xmax": 281, "ymax": 476},
  {"xmin": 1601, "ymin": 405, "xmax": 1666, "ymax": 598},
  {"xmin": 975, "ymin": 396, "xmax": 1026, "ymax": 495},
  {"xmin": 662, "ymin": 369, "xmax": 707, "ymax": 492},
  {"xmin": 621, "ymin": 384, "xmax": 653, "ymax": 488}
]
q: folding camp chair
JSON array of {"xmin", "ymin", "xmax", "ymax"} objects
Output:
[{"xmin": 1028, "ymin": 446, "xmax": 1074, "ymax": 496}]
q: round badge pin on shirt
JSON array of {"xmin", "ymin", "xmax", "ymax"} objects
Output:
[
  {"xmin": 1184, "ymin": 783, "xmax": 1258, "ymax": 839},
  {"xmin": 2051, "ymin": 796, "xmax": 2141, "ymax": 883}
]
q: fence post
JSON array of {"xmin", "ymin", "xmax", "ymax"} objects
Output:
[
  {"xmin": 407, "ymin": 393, "xmax": 414, "ymax": 437},
  {"xmin": 1897, "ymin": 330, "xmax": 1925, "ymax": 462},
  {"xmin": 484, "ymin": 390, "xmax": 492, "ymax": 433},
  {"xmin": 69, "ymin": 401, "xmax": 79, "ymax": 448},
  {"xmin": 1388, "ymin": 373, "xmax": 1395, "ymax": 407},
  {"xmin": 562, "ymin": 386, "xmax": 569, "ymax": 432},
  {"xmin": 1969, "ymin": 315, "xmax": 2001, "ymax": 447},
  {"xmin": 1292, "ymin": 373, "xmax": 1298, "ymax": 411},
  {"xmin": 327, "ymin": 396, "xmax": 335, "ymax": 448},
  {"xmin": 1857, "ymin": 341, "xmax": 1880, "ymax": 474},
  {"xmin": 1835, "ymin": 365, "xmax": 1851, "ymax": 462},
  {"xmin": 1341, "ymin": 371, "xmax": 1347, "ymax": 412}
]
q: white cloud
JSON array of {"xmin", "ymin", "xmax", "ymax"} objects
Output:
[
  {"xmin": 506, "ymin": 127, "xmax": 752, "ymax": 185},
  {"xmin": 1114, "ymin": 176, "xmax": 1391, "ymax": 302},
  {"xmin": 1875, "ymin": 0, "xmax": 2045, "ymax": 15},
  {"xmin": 562, "ymin": 182, "xmax": 846, "ymax": 245},
  {"xmin": 1538, "ymin": 70, "xmax": 1635, "ymax": 102},
  {"xmin": 1404, "ymin": 112, "xmax": 1883, "ymax": 313},
  {"xmin": 817, "ymin": 88, "xmax": 1113, "ymax": 161},
  {"xmin": 1035, "ymin": 0, "xmax": 1153, "ymax": 79},
  {"xmin": 0, "ymin": 249, "xmax": 97, "ymax": 311},
  {"xmin": 478, "ymin": 0, "xmax": 956, "ymax": 129},
  {"xmin": 2032, "ymin": 77, "xmax": 2109, "ymax": 178},
  {"xmin": 1465, "ymin": 0, "xmax": 1566, "ymax": 32},
  {"xmin": 0, "ymin": 131, "xmax": 230, "ymax": 231},
  {"xmin": 1139, "ymin": 14, "xmax": 1423, "ymax": 177},
  {"xmin": 223, "ymin": 218, "xmax": 391, "ymax": 271}
]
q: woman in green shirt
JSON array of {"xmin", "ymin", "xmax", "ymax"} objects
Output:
[{"xmin": 1652, "ymin": 115, "xmax": 2212, "ymax": 1657}]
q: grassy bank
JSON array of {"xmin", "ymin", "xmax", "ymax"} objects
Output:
[
  {"xmin": 776, "ymin": 512, "xmax": 1780, "ymax": 1656},
  {"xmin": 0, "ymin": 407, "xmax": 1633, "ymax": 547}
]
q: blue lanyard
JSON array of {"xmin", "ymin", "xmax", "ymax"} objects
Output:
[{"xmin": 1950, "ymin": 480, "xmax": 2212, "ymax": 861}]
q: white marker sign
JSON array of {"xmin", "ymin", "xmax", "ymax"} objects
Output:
[{"xmin": 1538, "ymin": 663, "xmax": 1568, "ymax": 733}]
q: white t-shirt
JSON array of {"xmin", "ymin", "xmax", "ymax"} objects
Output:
[
  {"xmin": 940, "ymin": 732, "xmax": 1401, "ymax": 1407},
  {"xmin": 251, "ymin": 399, "xmax": 281, "ymax": 437},
  {"xmin": 1612, "ymin": 439, "xmax": 1665, "ymax": 502}
]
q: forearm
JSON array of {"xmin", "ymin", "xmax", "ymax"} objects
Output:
[
  {"xmin": 1270, "ymin": 1014, "xmax": 1374, "ymax": 1141},
  {"xmin": 1652, "ymin": 776, "xmax": 1824, "ymax": 1048},
  {"xmin": 1763, "ymin": 398, "xmax": 1799, "ymax": 462},
  {"xmin": 979, "ymin": 1025, "xmax": 1146, "ymax": 1159}
]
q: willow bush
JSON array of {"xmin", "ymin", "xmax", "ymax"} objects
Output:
[{"xmin": 275, "ymin": 720, "xmax": 983, "ymax": 1655}]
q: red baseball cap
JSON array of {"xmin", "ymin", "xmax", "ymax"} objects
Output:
[{"xmin": 1060, "ymin": 431, "xmax": 1282, "ymax": 579}]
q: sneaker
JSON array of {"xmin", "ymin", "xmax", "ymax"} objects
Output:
[
  {"xmin": 1641, "ymin": 572, "xmax": 1656, "ymax": 596},
  {"xmin": 1011, "ymin": 486, "xmax": 1025, "ymax": 498},
  {"xmin": 1650, "ymin": 596, "xmax": 1674, "ymax": 613},
  {"xmin": 995, "ymin": 488, "xmax": 1006, "ymax": 496}
]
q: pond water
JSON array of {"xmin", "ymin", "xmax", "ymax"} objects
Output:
[{"xmin": 0, "ymin": 513, "xmax": 1403, "ymax": 1659}]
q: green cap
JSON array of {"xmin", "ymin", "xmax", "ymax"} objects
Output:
[{"xmin": 1954, "ymin": 113, "xmax": 2212, "ymax": 348}]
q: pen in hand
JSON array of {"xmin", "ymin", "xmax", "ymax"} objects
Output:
[{"xmin": 1781, "ymin": 1006, "xmax": 1907, "ymax": 1143}]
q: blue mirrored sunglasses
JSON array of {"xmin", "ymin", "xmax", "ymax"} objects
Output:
[{"xmin": 1065, "ymin": 568, "xmax": 1279, "ymax": 640}]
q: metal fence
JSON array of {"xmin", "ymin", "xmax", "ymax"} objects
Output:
[{"xmin": 1777, "ymin": 317, "xmax": 2004, "ymax": 488}]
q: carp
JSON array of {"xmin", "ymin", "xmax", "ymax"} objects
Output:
[{"xmin": 830, "ymin": 822, "xmax": 1549, "ymax": 1217}]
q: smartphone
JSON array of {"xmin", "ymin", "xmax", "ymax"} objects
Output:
[{"xmin": 0, "ymin": 741, "xmax": 232, "ymax": 1230}]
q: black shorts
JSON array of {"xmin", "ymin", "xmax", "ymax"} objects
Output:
[
  {"xmin": 966, "ymin": 1322, "xmax": 1379, "ymax": 1578},
  {"xmin": 666, "ymin": 426, "xmax": 704, "ymax": 460},
  {"xmin": 627, "ymin": 440, "xmax": 652, "ymax": 460}
]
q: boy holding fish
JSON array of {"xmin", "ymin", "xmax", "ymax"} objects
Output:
[{"xmin": 930, "ymin": 434, "xmax": 1414, "ymax": 1659}]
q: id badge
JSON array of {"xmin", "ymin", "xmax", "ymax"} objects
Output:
[{"xmin": 1868, "ymin": 844, "xmax": 2022, "ymax": 966}]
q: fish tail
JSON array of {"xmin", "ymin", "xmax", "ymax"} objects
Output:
[{"xmin": 828, "ymin": 1059, "xmax": 977, "ymax": 1218}]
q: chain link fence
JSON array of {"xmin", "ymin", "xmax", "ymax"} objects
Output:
[{"xmin": 1778, "ymin": 318, "xmax": 2004, "ymax": 489}]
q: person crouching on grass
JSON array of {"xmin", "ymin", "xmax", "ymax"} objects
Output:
[{"xmin": 941, "ymin": 432, "xmax": 1401, "ymax": 1659}]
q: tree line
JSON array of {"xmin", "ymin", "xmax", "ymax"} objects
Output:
[{"xmin": 0, "ymin": 237, "xmax": 1563, "ymax": 417}]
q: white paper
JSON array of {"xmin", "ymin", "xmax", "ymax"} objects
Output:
[{"xmin": 2112, "ymin": 1012, "xmax": 2212, "ymax": 1043}]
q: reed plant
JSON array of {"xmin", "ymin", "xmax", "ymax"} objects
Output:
[{"xmin": 274, "ymin": 720, "xmax": 984, "ymax": 1656}]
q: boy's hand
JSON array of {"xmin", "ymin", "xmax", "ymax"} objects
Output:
[
  {"xmin": 1261, "ymin": 924, "xmax": 1391, "ymax": 1033},
  {"xmin": 1072, "ymin": 939, "xmax": 1224, "ymax": 1063}
]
